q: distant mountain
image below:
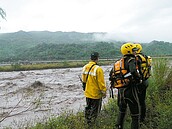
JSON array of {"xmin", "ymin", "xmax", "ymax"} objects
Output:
[
  {"xmin": 0, "ymin": 31, "xmax": 172, "ymax": 62},
  {"xmin": 142, "ymin": 40, "xmax": 172, "ymax": 56},
  {"xmin": 0, "ymin": 30, "xmax": 107, "ymax": 45}
]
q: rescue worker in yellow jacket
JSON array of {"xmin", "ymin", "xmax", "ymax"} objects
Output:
[{"xmin": 82, "ymin": 52, "xmax": 107, "ymax": 126}]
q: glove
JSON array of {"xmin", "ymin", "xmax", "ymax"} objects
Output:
[{"xmin": 82, "ymin": 82, "xmax": 86, "ymax": 91}]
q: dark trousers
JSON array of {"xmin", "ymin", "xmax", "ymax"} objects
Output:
[
  {"xmin": 85, "ymin": 97, "xmax": 102, "ymax": 126},
  {"xmin": 138, "ymin": 80, "xmax": 148, "ymax": 122},
  {"xmin": 116, "ymin": 85, "xmax": 140, "ymax": 129}
]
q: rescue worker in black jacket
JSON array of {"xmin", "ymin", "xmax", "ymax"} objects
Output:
[{"xmin": 109, "ymin": 42, "xmax": 142, "ymax": 129}]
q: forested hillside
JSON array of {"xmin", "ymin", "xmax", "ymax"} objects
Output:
[{"xmin": 0, "ymin": 31, "xmax": 172, "ymax": 62}]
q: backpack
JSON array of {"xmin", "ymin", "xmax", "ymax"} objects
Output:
[
  {"xmin": 137, "ymin": 54, "xmax": 152, "ymax": 80},
  {"xmin": 110, "ymin": 57, "xmax": 133, "ymax": 88}
]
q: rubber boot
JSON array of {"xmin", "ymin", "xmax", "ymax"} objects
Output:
[
  {"xmin": 131, "ymin": 115, "xmax": 140, "ymax": 129},
  {"xmin": 85, "ymin": 106, "xmax": 91, "ymax": 125},
  {"xmin": 140, "ymin": 106, "xmax": 146, "ymax": 123}
]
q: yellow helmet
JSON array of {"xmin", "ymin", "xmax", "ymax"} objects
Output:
[
  {"xmin": 121, "ymin": 42, "xmax": 138, "ymax": 55},
  {"xmin": 135, "ymin": 43, "xmax": 142, "ymax": 53}
]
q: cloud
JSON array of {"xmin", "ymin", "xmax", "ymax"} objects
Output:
[{"xmin": 1, "ymin": 0, "xmax": 172, "ymax": 43}]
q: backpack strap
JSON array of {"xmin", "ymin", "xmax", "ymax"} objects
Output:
[{"xmin": 85, "ymin": 64, "xmax": 96, "ymax": 83}]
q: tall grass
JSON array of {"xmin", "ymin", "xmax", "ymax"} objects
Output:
[
  {"xmin": 28, "ymin": 99, "xmax": 119, "ymax": 129},
  {"xmin": 145, "ymin": 58, "xmax": 172, "ymax": 129}
]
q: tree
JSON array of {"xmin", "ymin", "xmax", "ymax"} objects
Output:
[{"xmin": 0, "ymin": 7, "xmax": 6, "ymax": 20}]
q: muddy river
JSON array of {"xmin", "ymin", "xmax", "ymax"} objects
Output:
[{"xmin": 0, "ymin": 65, "xmax": 115, "ymax": 128}]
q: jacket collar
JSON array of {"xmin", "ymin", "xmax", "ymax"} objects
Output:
[{"xmin": 89, "ymin": 61, "xmax": 97, "ymax": 65}]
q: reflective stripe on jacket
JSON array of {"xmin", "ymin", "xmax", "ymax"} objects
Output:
[{"xmin": 82, "ymin": 61, "xmax": 106, "ymax": 99}]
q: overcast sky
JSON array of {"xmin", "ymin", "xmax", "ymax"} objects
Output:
[{"xmin": 1, "ymin": 0, "xmax": 172, "ymax": 43}]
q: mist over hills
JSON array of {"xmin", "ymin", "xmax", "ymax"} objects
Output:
[
  {"xmin": 0, "ymin": 30, "xmax": 106, "ymax": 45},
  {"xmin": 0, "ymin": 31, "xmax": 172, "ymax": 62}
]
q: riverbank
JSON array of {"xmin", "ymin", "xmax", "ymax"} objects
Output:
[{"xmin": 0, "ymin": 59, "xmax": 117, "ymax": 72}]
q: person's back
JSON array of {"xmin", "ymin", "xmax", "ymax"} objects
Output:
[
  {"xmin": 83, "ymin": 61, "xmax": 106, "ymax": 99},
  {"xmin": 82, "ymin": 52, "xmax": 107, "ymax": 126},
  {"xmin": 109, "ymin": 42, "xmax": 141, "ymax": 129}
]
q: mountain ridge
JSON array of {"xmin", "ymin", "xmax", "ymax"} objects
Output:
[{"xmin": 0, "ymin": 31, "xmax": 172, "ymax": 62}]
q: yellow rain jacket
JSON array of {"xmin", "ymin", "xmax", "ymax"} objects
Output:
[{"xmin": 82, "ymin": 61, "xmax": 107, "ymax": 99}]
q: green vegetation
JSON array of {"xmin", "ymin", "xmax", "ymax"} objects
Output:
[
  {"xmin": 0, "ymin": 31, "xmax": 172, "ymax": 62},
  {"xmin": 0, "ymin": 42, "xmax": 120, "ymax": 62},
  {"xmin": 27, "ymin": 99, "xmax": 118, "ymax": 129},
  {"xmin": 13, "ymin": 58, "xmax": 170, "ymax": 129},
  {"xmin": 0, "ymin": 7, "xmax": 6, "ymax": 20},
  {"xmin": 145, "ymin": 58, "xmax": 172, "ymax": 129},
  {"xmin": 0, "ymin": 59, "xmax": 116, "ymax": 72}
]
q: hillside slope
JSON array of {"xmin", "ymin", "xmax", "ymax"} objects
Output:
[{"xmin": 0, "ymin": 31, "xmax": 172, "ymax": 62}]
